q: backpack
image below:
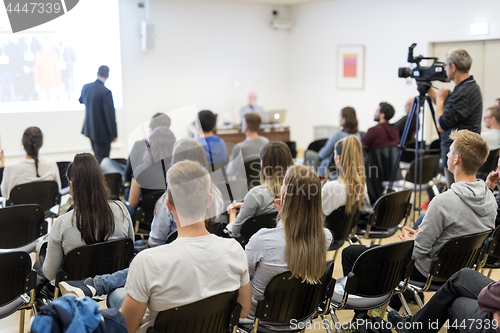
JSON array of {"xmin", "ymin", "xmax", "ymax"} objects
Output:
[{"xmin": 30, "ymin": 295, "xmax": 127, "ymax": 333}]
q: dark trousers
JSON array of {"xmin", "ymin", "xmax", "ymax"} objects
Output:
[
  {"xmin": 91, "ymin": 140, "xmax": 112, "ymax": 164},
  {"xmin": 413, "ymin": 268, "xmax": 495, "ymax": 333},
  {"xmin": 341, "ymin": 245, "xmax": 428, "ymax": 312}
]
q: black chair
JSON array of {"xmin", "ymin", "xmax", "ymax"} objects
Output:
[
  {"xmin": 356, "ymin": 190, "xmax": 412, "ymax": 244},
  {"xmin": 365, "ymin": 146, "xmax": 403, "ymax": 204},
  {"xmin": 237, "ymin": 212, "xmax": 278, "ymax": 248},
  {"xmin": 427, "ymin": 139, "xmax": 441, "ymax": 155},
  {"xmin": 6, "ymin": 181, "xmax": 61, "ymax": 218},
  {"xmin": 324, "ymin": 206, "xmax": 360, "ymax": 260},
  {"xmin": 165, "ymin": 231, "xmax": 177, "ymax": 244},
  {"xmin": 477, "ymin": 148, "xmax": 500, "ymax": 180},
  {"xmin": 147, "ymin": 290, "xmax": 241, "ymax": 333},
  {"xmin": 382, "ymin": 155, "xmax": 441, "ymax": 194},
  {"xmin": 285, "ymin": 141, "xmax": 297, "ymax": 159},
  {"xmin": 307, "ymin": 139, "xmax": 328, "ymax": 153},
  {"xmin": 56, "ymin": 161, "xmax": 71, "ymax": 189},
  {"xmin": 135, "ymin": 191, "xmax": 165, "ymax": 237},
  {"xmin": 0, "ymin": 204, "xmax": 47, "ymax": 252},
  {"xmin": 113, "ymin": 158, "xmax": 127, "ymax": 166},
  {"xmin": 244, "ymin": 159, "xmax": 261, "ymax": 190},
  {"xmin": 105, "ymin": 173, "xmax": 123, "ymax": 200},
  {"xmin": 0, "ymin": 251, "xmax": 37, "ymax": 333},
  {"xmin": 480, "ymin": 226, "xmax": 500, "ymax": 277},
  {"xmin": 399, "ymin": 141, "xmax": 426, "ymax": 166},
  {"xmin": 0, "ymin": 166, "xmax": 4, "ymax": 197},
  {"xmin": 329, "ymin": 241, "xmax": 414, "ymax": 332},
  {"xmin": 401, "ymin": 231, "xmax": 491, "ymax": 313},
  {"xmin": 54, "ymin": 238, "xmax": 134, "ymax": 298},
  {"xmin": 239, "ymin": 261, "xmax": 335, "ymax": 333}
]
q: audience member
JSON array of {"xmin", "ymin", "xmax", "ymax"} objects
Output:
[
  {"xmin": 127, "ymin": 125, "xmax": 176, "ymax": 219},
  {"xmin": 120, "ymin": 160, "xmax": 251, "ymax": 332},
  {"xmin": 482, "ymin": 106, "xmax": 500, "ymax": 150},
  {"xmin": 427, "ymin": 49, "xmax": 482, "ymax": 188},
  {"xmin": 196, "ymin": 110, "xmax": 228, "ymax": 165},
  {"xmin": 100, "ymin": 113, "xmax": 175, "ymax": 183},
  {"xmin": 388, "ymin": 268, "xmax": 500, "ymax": 333},
  {"xmin": 314, "ymin": 107, "xmax": 361, "ymax": 177},
  {"xmin": 1, "ymin": 126, "xmax": 61, "ymax": 200},
  {"xmin": 226, "ymin": 141, "xmax": 294, "ymax": 238},
  {"xmin": 361, "ymin": 102, "xmax": 399, "ymax": 154},
  {"xmin": 241, "ymin": 165, "xmax": 332, "ymax": 327},
  {"xmin": 392, "ymin": 97, "xmax": 417, "ymax": 141},
  {"xmin": 240, "ymin": 91, "xmax": 264, "ymax": 123},
  {"xmin": 41, "ymin": 153, "xmax": 133, "ymax": 282},
  {"xmin": 322, "ymin": 136, "xmax": 366, "ymax": 216},
  {"xmin": 148, "ymin": 138, "xmax": 223, "ymax": 247},
  {"xmin": 342, "ymin": 130, "xmax": 496, "ymax": 312},
  {"xmin": 227, "ymin": 112, "xmax": 269, "ymax": 178},
  {"xmin": 495, "ymin": 98, "xmax": 500, "ymax": 108}
]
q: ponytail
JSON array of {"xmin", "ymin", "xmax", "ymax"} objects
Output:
[{"xmin": 22, "ymin": 127, "xmax": 43, "ymax": 178}]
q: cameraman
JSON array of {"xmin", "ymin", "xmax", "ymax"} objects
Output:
[{"xmin": 427, "ymin": 49, "xmax": 482, "ymax": 187}]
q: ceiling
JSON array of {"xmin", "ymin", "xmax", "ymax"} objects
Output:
[{"xmin": 194, "ymin": 0, "xmax": 330, "ymax": 5}]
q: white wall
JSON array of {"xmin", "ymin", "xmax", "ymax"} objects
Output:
[
  {"xmin": 289, "ymin": 0, "xmax": 500, "ymax": 148},
  {"xmin": 2, "ymin": 0, "xmax": 291, "ymax": 163}
]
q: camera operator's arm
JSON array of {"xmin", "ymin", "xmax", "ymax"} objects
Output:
[
  {"xmin": 427, "ymin": 87, "xmax": 437, "ymax": 104},
  {"xmin": 433, "ymin": 88, "xmax": 451, "ymax": 133}
]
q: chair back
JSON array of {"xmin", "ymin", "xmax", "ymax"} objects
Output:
[
  {"xmin": 349, "ymin": 240, "xmax": 414, "ymax": 297},
  {"xmin": 56, "ymin": 161, "xmax": 71, "ymax": 189},
  {"xmin": 285, "ymin": 141, "xmax": 297, "ymax": 158},
  {"xmin": 6, "ymin": 181, "xmax": 61, "ymax": 212},
  {"xmin": 0, "ymin": 251, "xmax": 36, "ymax": 308},
  {"xmin": 478, "ymin": 149, "xmax": 500, "ymax": 176},
  {"xmin": 0, "ymin": 204, "xmax": 47, "ymax": 249},
  {"xmin": 55, "ymin": 238, "xmax": 134, "ymax": 285},
  {"xmin": 254, "ymin": 261, "xmax": 335, "ymax": 324},
  {"xmin": 149, "ymin": 291, "xmax": 241, "ymax": 333},
  {"xmin": 429, "ymin": 231, "xmax": 490, "ymax": 281},
  {"xmin": 243, "ymin": 159, "xmax": 261, "ymax": 190},
  {"xmin": 165, "ymin": 231, "xmax": 178, "ymax": 244},
  {"xmin": 105, "ymin": 173, "xmax": 123, "ymax": 200},
  {"xmin": 400, "ymin": 141, "xmax": 425, "ymax": 164},
  {"xmin": 405, "ymin": 155, "xmax": 441, "ymax": 185},
  {"xmin": 428, "ymin": 139, "xmax": 441, "ymax": 155},
  {"xmin": 307, "ymin": 139, "xmax": 328, "ymax": 152},
  {"xmin": 365, "ymin": 146, "xmax": 403, "ymax": 203},
  {"xmin": 485, "ymin": 225, "xmax": 500, "ymax": 263},
  {"xmin": 238, "ymin": 212, "xmax": 278, "ymax": 247},
  {"xmin": 324, "ymin": 206, "xmax": 360, "ymax": 242},
  {"xmin": 136, "ymin": 191, "xmax": 165, "ymax": 231},
  {"xmin": 369, "ymin": 189, "xmax": 412, "ymax": 230},
  {"xmin": 113, "ymin": 158, "xmax": 127, "ymax": 166}
]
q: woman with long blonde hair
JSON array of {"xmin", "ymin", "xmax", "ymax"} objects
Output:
[
  {"xmin": 243, "ymin": 165, "xmax": 332, "ymax": 322},
  {"xmin": 226, "ymin": 141, "xmax": 293, "ymax": 238},
  {"xmin": 322, "ymin": 135, "xmax": 366, "ymax": 216}
]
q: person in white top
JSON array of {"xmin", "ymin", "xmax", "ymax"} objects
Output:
[
  {"xmin": 481, "ymin": 106, "xmax": 500, "ymax": 151},
  {"xmin": 1, "ymin": 126, "xmax": 60, "ymax": 200},
  {"xmin": 120, "ymin": 160, "xmax": 252, "ymax": 333},
  {"xmin": 322, "ymin": 135, "xmax": 367, "ymax": 216}
]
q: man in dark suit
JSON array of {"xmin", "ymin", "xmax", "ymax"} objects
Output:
[{"xmin": 79, "ymin": 65, "xmax": 117, "ymax": 163}]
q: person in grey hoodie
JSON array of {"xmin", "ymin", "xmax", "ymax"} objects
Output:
[{"xmin": 341, "ymin": 129, "xmax": 496, "ymax": 314}]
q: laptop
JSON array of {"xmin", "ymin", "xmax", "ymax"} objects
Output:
[{"xmin": 266, "ymin": 110, "xmax": 286, "ymax": 124}]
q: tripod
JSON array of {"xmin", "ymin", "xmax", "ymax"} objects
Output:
[{"xmin": 387, "ymin": 83, "xmax": 440, "ymax": 223}]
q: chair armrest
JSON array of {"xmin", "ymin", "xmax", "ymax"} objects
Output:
[
  {"xmin": 228, "ymin": 302, "xmax": 242, "ymax": 330},
  {"xmin": 55, "ymin": 269, "xmax": 69, "ymax": 286}
]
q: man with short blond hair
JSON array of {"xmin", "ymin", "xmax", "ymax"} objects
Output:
[{"xmin": 482, "ymin": 106, "xmax": 500, "ymax": 150}]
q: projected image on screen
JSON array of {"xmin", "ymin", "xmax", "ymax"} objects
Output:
[
  {"xmin": 0, "ymin": 0, "xmax": 122, "ymax": 113},
  {"xmin": 0, "ymin": 36, "xmax": 76, "ymax": 102}
]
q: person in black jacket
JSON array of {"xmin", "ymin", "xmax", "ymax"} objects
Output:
[{"xmin": 79, "ymin": 65, "xmax": 117, "ymax": 163}]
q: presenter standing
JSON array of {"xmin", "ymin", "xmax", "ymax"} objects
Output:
[
  {"xmin": 240, "ymin": 91, "xmax": 264, "ymax": 123},
  {"xmin": 79, "ymin": 65, "xmax": 117, "ymax": 163}
]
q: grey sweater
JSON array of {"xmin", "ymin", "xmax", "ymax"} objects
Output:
[
  {"xmin": 414, "ymin": 180, "xmax": 497, "ymax": 276},
  {"xmin": 42, "ymin": 201, "xmax": 134, "ymax": 280}
]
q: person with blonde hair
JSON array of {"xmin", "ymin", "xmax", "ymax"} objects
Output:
[
  {"xmin": 242, "ymin": 165, "xmax": 332, "ymax": 326},
  {"xmin": 226, "ymin": 141, "xmax": 294, "ymax": 238},
  {"xmin": 322, "ymin": 135, "xmax": 367, "ymax": 216}
]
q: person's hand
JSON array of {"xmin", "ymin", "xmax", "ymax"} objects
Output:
[
  {"xmin": 273, "ymin": 198, "xmax": 282, "ymax": 213},
  {"xmin": 112, "ymin": 137, "xmax": 118, "ymax": 143},
  {"xmin": 399, "ymin": 226, "xmax": 418, "ymax": 241},
  {"xmin": 493, "ymin": 310, "xmax": 500, "ymax": 326},
  {"xmin": 486, "ymin": 170, "xmax": 500, "ymax": 190},
  {"xmin": 437, "ymin": 88, "xmax": 451, "ymax": 102},
  {"xmin": 227, "ymin": 201, "xmax": 239, "ymax": 215}
]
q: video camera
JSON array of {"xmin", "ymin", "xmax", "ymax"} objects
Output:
[{"xmin": 398, "ymin": 43, "xmax": 449, "ymax": 83}]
